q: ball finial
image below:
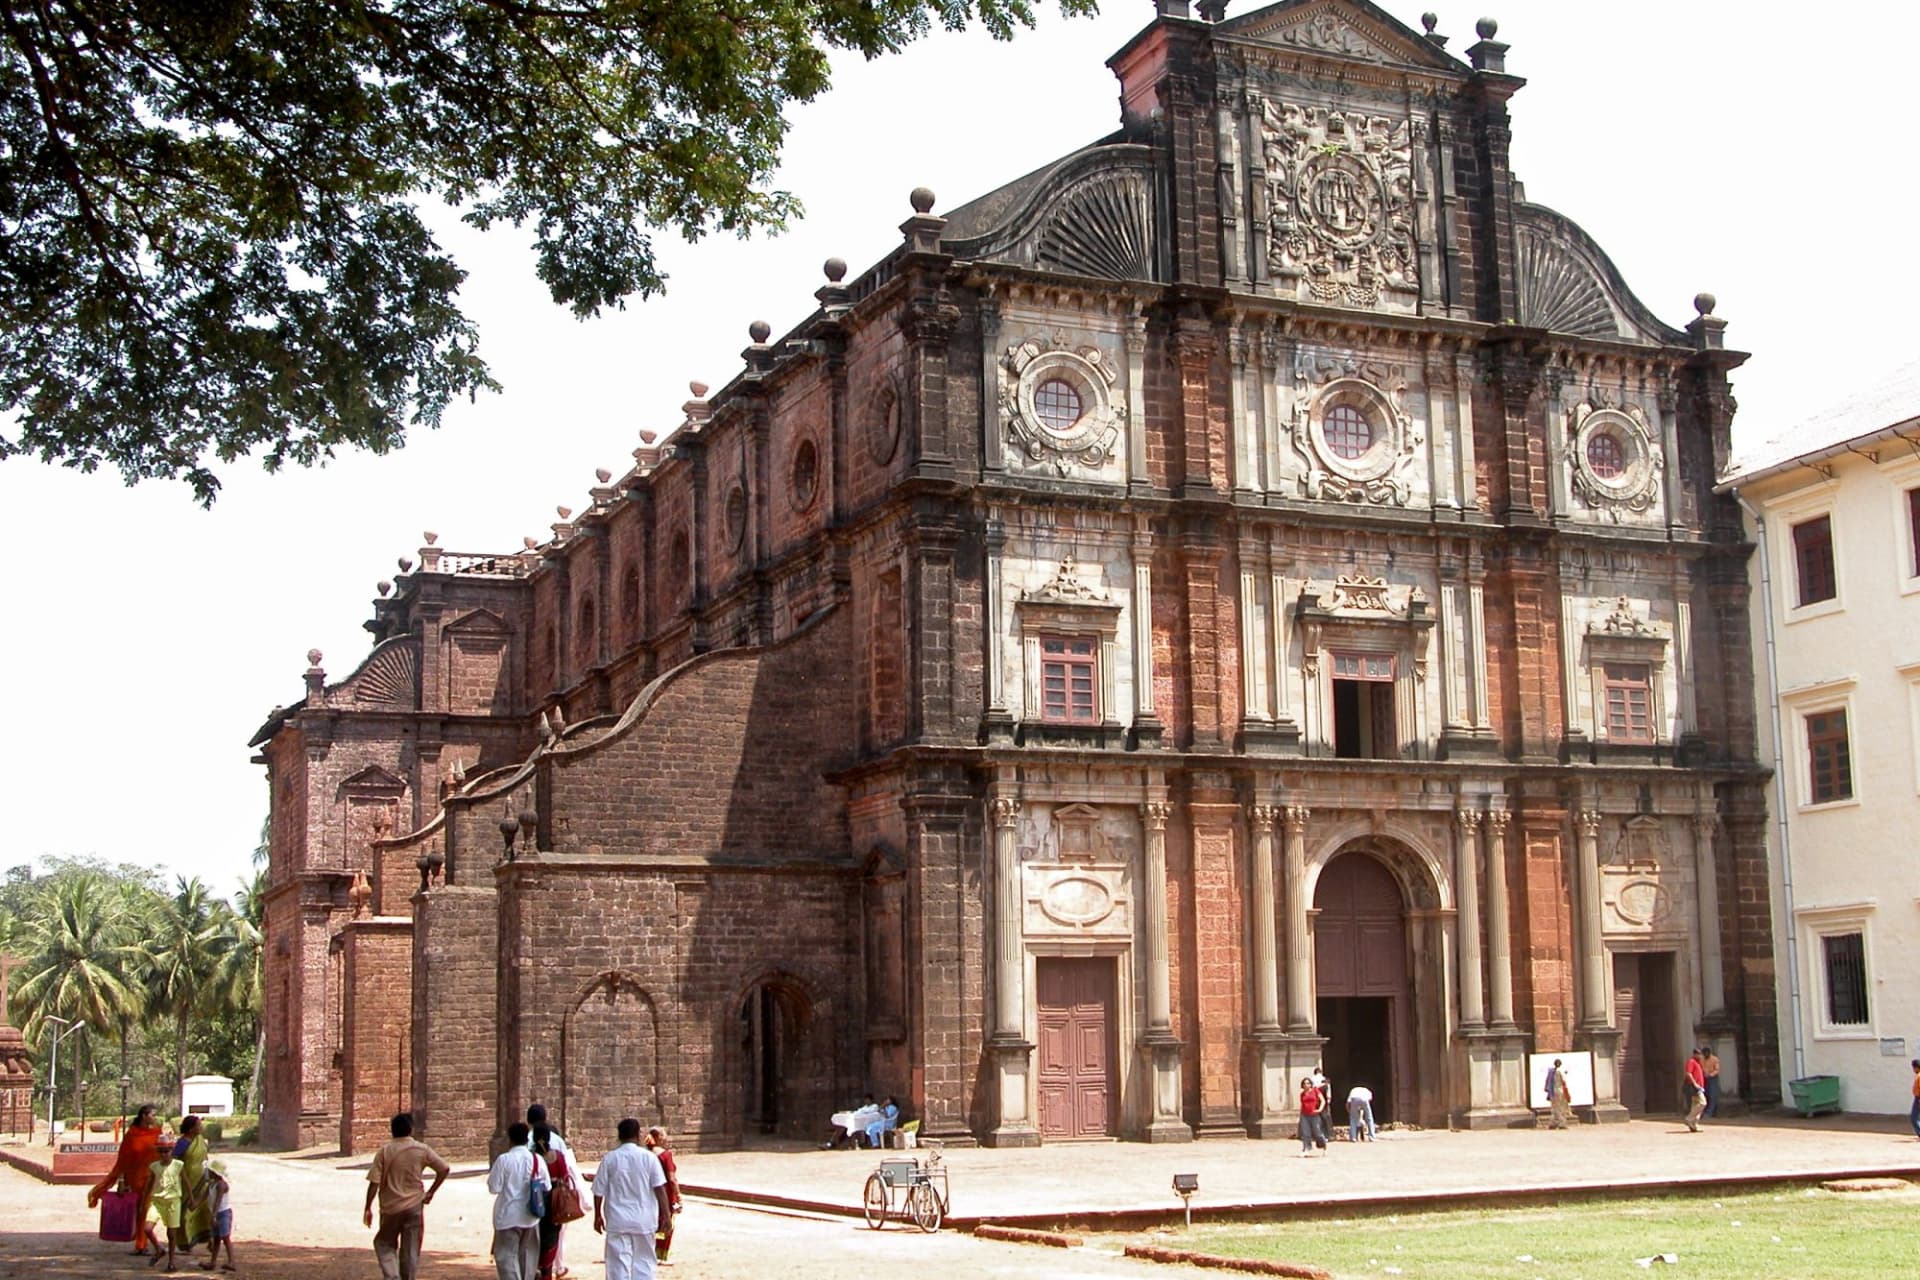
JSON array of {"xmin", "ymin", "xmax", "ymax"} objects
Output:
[
  {"xmin": 1475, "ymin": 16, "xmax": 1498, "ymax": 39},
  {"xmin": 909, "ymin": 187, "xmax": 936, "ymax": 214},
  {"xmin": 306, "ymin": 649, "xmax": 323, "ymax": 666},
  {"xmin": 595, "ymin": 467, "xmax": 612, "ymax": 484},
  {"xmin": 1422, "ymin": 12, "xmax": 1438, "ymax": 33},
  {"xmin": 824, "ymin": 256, "xmax": 848, "ymax": 283},
  {"xmin": 1693, "ymin": 292, "xmax": 1717, "ymax": 317},
  {"xmin": 689, "ymin": 380, "xmax": 709, "ymax": 398},
  {"xmin": 749, "ymin": 319, "xmax": 772, "ymax": 344}
]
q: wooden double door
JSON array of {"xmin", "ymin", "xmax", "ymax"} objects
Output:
[
  {"xmin": 1035, "ymin": 957, "xmax": 1117, "ymax": 1140},
  {"xmin": 1313, "ymin": 852, "xmax": 1415, "ymax": 1125}
]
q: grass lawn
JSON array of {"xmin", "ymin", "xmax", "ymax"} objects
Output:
[{"xmin": 1116, "ymin": 1183, "xmax": 1919, "ymax": 1279}]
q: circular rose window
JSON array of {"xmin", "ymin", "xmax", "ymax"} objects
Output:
[
  {"xmin": 724, "ymin": 483, "xmax": 748, "ymax": 550},
  {"xmin": 1033, "ymin": 378, "xmax": 1083, "ymax": 433},
  {"xmin": 1323, "ymin": 403, "xmax": 1375, "ymax": 460},
  {"xmin": 790, "ymin": 439, "xmax": 818, "ymax": 511},
  {"xmin": 1586, "ymin": 431, "xmax": 1626, "ymax": 480}
]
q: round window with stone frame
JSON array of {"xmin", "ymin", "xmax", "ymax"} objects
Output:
[
  {"xmin": 1010, "ymin": 346, "xmax": 1117, "ymax": 463},
  {"xmin": 789, "ymin": 438, "xmax": 820, "ymax": 512},
  {"xmin": 1569, "ymin": 406, "xmax": 1657, "ymax": 509},
  {"xmin": 723, "ymin": 481, "xmax": 749, "ymax": 552},
  {"xmin": 869, "ymin": 381, "xmax": 902, "ymax": 466},
  {"xmin": 1308, "ymin": 380, "xmax": 1398, "ymax": 482}
]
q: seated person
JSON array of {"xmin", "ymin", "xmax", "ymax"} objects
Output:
[
  {"xmin": 864, "ymin": 1096, "xmax": 900, "ymax": 1150},
  {"xmin": 824, "ymin": 1095, "xmax": 879, "ymax": 1149}
]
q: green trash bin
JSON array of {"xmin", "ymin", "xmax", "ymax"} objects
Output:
[{"xmin": 1787, "ymin": 1074, "xmax": 1841, "ymax": 1117}]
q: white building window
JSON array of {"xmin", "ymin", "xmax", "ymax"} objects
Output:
[
  {"xmin": 1768, "ymin": 490, "xmax": 1844, "ymax": 624},
  {"xmin": 1798, "ymin": 906, "xmax": 1876, "ymax": 1040},
  {"xmin": 1781, "ymin": 678, "xmax": 1859, "ymax": 811}
]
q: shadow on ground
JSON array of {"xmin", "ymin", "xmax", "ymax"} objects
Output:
[{"xmin": 0, "ymin": 1231, "xmax": 493, "ymax": 1280}]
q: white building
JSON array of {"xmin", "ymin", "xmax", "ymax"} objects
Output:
[
  {"xmin": 180, "ymin": 1074, "xmax": 235, "ymax": 1119},
  {"xmin": 1721, "ymin": 359, "xmax": 1920, "ymax": 1115}
]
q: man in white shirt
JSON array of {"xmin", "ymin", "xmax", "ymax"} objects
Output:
[
  {"xmin": 594, "ymin": 1118, "xmax": 672, "ymax": 1280},
  {"xmin": 487, "ymin": 1121, "xmax": 551, "ymax": 1280},
  {"xmin": 1345, "ymin": 1084, "xmax": 1376, "ymax": 1142}
]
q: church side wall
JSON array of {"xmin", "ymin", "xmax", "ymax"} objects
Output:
[
  {"xmin": 409, "ymin": 885, "xmax": 498, "ymax": 1156},
  {"xmin": 339, "ymin": 918, "xmax": 414, "ymax": 1154},
  {"xmin": 495, "ymin": 863, "xmax": 859, "ymax": 1156}
]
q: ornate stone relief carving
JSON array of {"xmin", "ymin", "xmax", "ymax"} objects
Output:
[
  {"xmin": 1291, "ymin": 354, "xmax": 1420, "ymax": 504},
  {"xmin": 1309, "ymin": 574, "xmax": 1406, "ymax": 616},
  {"xmin": 1567, "ymin": 398, "xmax": 1662, "ymax": 518},
  {"xmin": 1269, "ymin": 8, "xmax": 1401, "ymax": 61},
  {"xmin": 999, "ymin": 336, "xmax": 1124, "ymax": 476},
  {"xmin": 1260, "ymin": 102, "xmax": 1417, "ymax": 308},
  {"xmin": 1589, "ymin": 595, "xmax": 1670, "ymax": 641},
  {"xmin": 1021, "ymin": 555, "xmax": 1113, "ymax": 606}
]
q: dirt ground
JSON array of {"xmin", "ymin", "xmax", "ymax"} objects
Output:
[{"xmin": 0, "ymin": 1154, "xmax": 1175, "ymax": 1280}]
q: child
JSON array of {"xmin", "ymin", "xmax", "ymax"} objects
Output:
[
  {"xmin": 196, "ymin": 1158, "xmax": 235, "ymax": 1272},
  {"xmin": 148, "ymin": 1143, "xmax": 183, "ymax": 1271}
]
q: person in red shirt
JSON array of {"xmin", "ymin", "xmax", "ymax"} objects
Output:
[
  {"xmin": 1297, "ymin": 1078, "xmax": 1327, "ymax": 1156},
  {"xmin": 1684, "ymin": 1049, "xmax": 1708, "ymax": 1132}
]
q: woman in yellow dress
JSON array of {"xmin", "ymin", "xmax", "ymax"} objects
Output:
[{"xmin": 174, "ymin": 1116, "xmax": 212, "ymax": 1250}]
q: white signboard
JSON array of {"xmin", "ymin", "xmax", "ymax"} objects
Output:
[{"xmin": 1527, "ymin": 1051, "xmax": 1595, "ymax": 1109}]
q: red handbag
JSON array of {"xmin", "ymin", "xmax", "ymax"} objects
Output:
[{"xmin": 98, "ymin": 1188, "xmax": 138, "ymax": 1242}]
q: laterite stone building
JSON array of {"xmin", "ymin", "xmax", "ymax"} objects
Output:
[{"xmin": 255, "ymin": 0, "xmax": 1778, "ymax": 1156}]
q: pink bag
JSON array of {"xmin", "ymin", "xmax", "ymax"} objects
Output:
[{"xmin": 98, "ymin": 1188, "xmax": 138, "ymax": 1242}]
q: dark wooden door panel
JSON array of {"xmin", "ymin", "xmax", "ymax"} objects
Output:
[{"xmin": 1035, "ymin": 958, "xmax": 1116, "ymax": 1139}]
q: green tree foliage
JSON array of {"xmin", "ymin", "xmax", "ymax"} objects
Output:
[
  {"xmin": 1, "ymin": 0, "xmax": 1094, "ymax": 503},
  {"xmin": 7, "ymin": 872, "xmax": 144, "ymax": 1119},
  {"xmin": 135, "ymin": 876, "xmax": 236, "ymax": 1101},
  {"xmin": 6, "ymin": 857, "xmax": 261, "ymax": 1119}
]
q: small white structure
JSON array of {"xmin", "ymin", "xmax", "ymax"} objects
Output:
[
  {"xmin": 1721, "ymin": 358, "xmax": 1920, "ymax": 1115},
  {"xmin": 180, "ymin": 1075, "xmax": 235, "ymax": 1118}
]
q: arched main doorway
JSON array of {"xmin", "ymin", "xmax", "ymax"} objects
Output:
[
  {"xmin": 1314, "ymin": 851, "xmax": 1415, "ymax": 1126},
  {"xmin": 737, "ymin": 976, "xmax": 821, "ymax": 1138}
]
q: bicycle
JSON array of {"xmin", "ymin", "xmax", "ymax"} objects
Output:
[{"xmin": 860, "ymin": 1139, "xmax": 948, "ymax": 1232}]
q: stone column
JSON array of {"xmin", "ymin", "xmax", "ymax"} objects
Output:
[
  {"xmin": 1575, "ymin": 808, "xmax": 1609, "ymax": 1026},
  {"xmin": 986, "ymin": 791, "xmax": 1037, "ymax": 1146},
  {"xmin": 1282, "ymin": 805, "xmax": 1313, "ymax": 1032},
  {"xmin": 1248, "ymin": 802, "xmax": 1291, "ymax": 1137},
  {"xmin": 1140, "ymin": 799, "xmax": 1190, "ymax": 1141},
  {"xmin": 1454, "ymin": 807, "xmax": 1486, "ymax": 1029},
  {"xmin": 1485, "ymin": 808, "xmax": 1517, "ymax": 1026},
  {"xmin": 1248, "ymin": 806, "xmax": 1282, "ymax": 1031},
  {"xmin": 1130, "ymin": 519, "xmax": 1161, "ymax": 744},
  {"xmin": 982, "ymin": 518, "xmax": 1013, "ymax": 742},
  {"xmin": 1692, "ymin": 814, "xmax": 1725, "ymax": 1016}
]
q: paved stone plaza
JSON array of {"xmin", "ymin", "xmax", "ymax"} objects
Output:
[{"xmin": 4, "ymin": 1116, "xmax": 1915, "ymax": 1278}]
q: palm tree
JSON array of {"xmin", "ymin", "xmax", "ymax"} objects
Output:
[
  {"xmin": 136, "ymin": 877, "xmax": 233, "ymax": 1104},
  {"xmin": 8, "ymin": 874, "xmax": 142, "ymax": 1123},
  {"xmin": 209, "ymin": 869, "xmax": 267, "ymax": 1113}
]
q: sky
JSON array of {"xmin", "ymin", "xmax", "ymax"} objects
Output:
[{"xmin": 2, "ymin": 0, "xmax": 1915, "ymax": 900}]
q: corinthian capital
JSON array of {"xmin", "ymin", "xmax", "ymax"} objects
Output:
[
  {"xmin": 990, "ymin": 797, "xmax": 1019, "ymax": 830},
  {"xmin": 1576, "ymin": 808, "xmax": 1604, "ymax": 838},
  {"xmin": 1487, "ymin": 808, "xmax": 1512, "ymax": 836},
  {"xmin": 1249, "ymin": 804, "xmax": 1279, "ymax": 832},
  {"xmin": 1282, "ymin": 804, "xmax": 1311, "ymax": 835},
  {"xmin": 1141, "ymin": 800, "xmax": 1174, "ymax": 831},
  {"xmin": 1455, "ymin": 807, "xmax": 1484, "ymax": 833}
]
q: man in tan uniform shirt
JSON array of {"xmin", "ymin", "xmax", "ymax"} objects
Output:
[{"xmin": 364, "ymin": 1113, "xmax": 451, "ymax": 1280}]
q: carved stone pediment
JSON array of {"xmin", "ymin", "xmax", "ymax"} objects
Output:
[
  {"xmin": 1018, "ymin": 556, "xmax": 1120, "ymax": 611},
  {"xmin": 339, "ymin": 764, "xmax": 408, "ymax": 798},
  {"xmin": 1299, "ymin": 575, "xmax": 1425, "ymax": 621},
  {"xmin": 1589, "ymin": 595, "xmax": 1670, "ymax": 641},
  {"xmin": 1607, "ymin": 814, "xmax": 1670, "ymax": 871},
  {"xmin": 1224, "ymin": 0, "xmax": 1460, "ymax": 71}
]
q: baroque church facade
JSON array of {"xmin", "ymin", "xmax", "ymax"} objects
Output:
[{"xmin": 255, "ymin": 0, "xmax": 1778, "ymax": 1155}]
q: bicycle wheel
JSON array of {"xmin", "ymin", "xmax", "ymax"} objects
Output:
[
  {"xmin": 862, "ymin": 1173, "xmax": 889, "ymax": 1229},
  {"xmin": 909, "ymin": 1180, "xmax": 943, "ymax": 1233}
]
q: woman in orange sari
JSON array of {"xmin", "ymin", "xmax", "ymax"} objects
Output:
[{"xmin": 89, "ymin": 1105, "xmax": 165, "ymax": 1256}]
